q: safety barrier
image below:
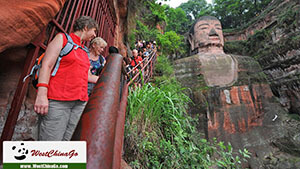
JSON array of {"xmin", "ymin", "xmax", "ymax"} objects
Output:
[
  {"xmin": 74, "ymin": 50, "xmax": 157, "ymax": 169},
  {"xmin": 0, "ymin": 0, "xmax": 116, "ymax": 164}
]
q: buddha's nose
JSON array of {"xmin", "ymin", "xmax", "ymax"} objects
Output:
[{"xmin": 209, "ymin": 28, "xmax": 218, "ymax": 36}]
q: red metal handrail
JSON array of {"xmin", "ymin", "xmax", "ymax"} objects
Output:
[
  {"xmin": 113, "ymin": 50, "xmax": 157, "ymax": 168},
  {"xmin": 74, "ymin": 50, "xmax": 157, "ymax": 169},
  {"xmin": 0, "ymin": 0, "xmax": 117, "ymax": 164},
  {"xmin": 127, "ymin": 51, "xmax": 157, "ymax": 85}
]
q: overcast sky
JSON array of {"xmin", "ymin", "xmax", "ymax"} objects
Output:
[{"xmin": 158, "ymin": 0, "xmax": 213, "ymax": 8}]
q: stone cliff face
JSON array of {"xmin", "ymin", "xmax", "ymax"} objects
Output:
[
  {"xmin": 224, "ymin": 0, "xmax": 300, "ymax": 116},
  {"xmin": 175, "ymin": 54, "xmax": 300, "ymax": 168},
  {"xmin": 0, "ymin": 0, "xmax": 66, "ymax": 53},
  {"xmin": 113, "ymin": 0, "xmax": 129, "ymax": 57},
  {"xmin": 175, "ymin": 0, "xmax": 300, "ymax": 167},
  {"xmin": 0, "ymin": 47, "xmax": 38, "ymax": 141},
  {"xmin": 223, "ymin": 0, "xmax": 293, "ymax": 41}
]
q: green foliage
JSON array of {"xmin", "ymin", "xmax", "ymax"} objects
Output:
[
  {"xmin": 125, "ymin": 81, "xmax": 250, "ymax": 168},
  {"xmin": 154, "ymin": 55, "xmax": 173, "ymax": 77},
  {"xmin": 164, "ymin": 6, "xmax": 189, "ymax": 34},
  {"xmin": 245, "ymin": 29, "xmax": 272, "ymax": 56},
  {"xmin": 212, "ymin": 0, "xmax": 272, "ymax": 29},
  {"xmin": 129, "ymin": 32, "xmax": 137, "ymax": 49},
  {"xmin": 224, "ymin": 40, "xmax": 247, "ymax": 55},
  {"xmin": 277, "ymin": 5, "xmax": 300, "ymax": 33},
  {"xmin": 133, "ymin": 18, "xmax": 185, "ymax": 57},
  {"xmin": 149, "ymin": 1, "xmax": 167, "ymax": 23},
  {"xmin": 132, "ymin": 0, "xmax": 275, "ymax": 57},
  {"xmin": 140, "ymin": 0, "xmax": 167, "ymax": 28},
  {"xmin": 178, "ymin": 0, "xmax": 212, "ymax": 21},
  {"xmin": 156, "ymin": 31, "xmax": 184, "ymax": 56},
  {"xmin": 135, "ymin": 20, "xmax": 160, "ymax": 42},
  {"xmin": 224, "ymin": 29, "xmax": 272, "ymax": 57},
  {"xmin": 124, "ymin": 55, "xmax": 251, "ymax": 168},
  {"xmin": 153, "ymin": 55, "xmax": 174, "ymax": 84}
]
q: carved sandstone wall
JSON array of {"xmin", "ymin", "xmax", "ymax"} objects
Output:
[
  {"xmin": 175, "ymin": 0, "xmax": 300, "ymax": 167},
  {"xmin": 0, "ymin": 0, "xmax": 66, "ymax": 53},
  {"xmin": 174, "ymin": 54, "xmax": 300, "ymax": 168},
  {"xmin": 223, "ymin": 0, "xmax": 291, "ymax": 41},
  {"xmin": 113, "ymin": 0, "xmax": 129, "ymax": 57},
  {"xmin": 224, "ymin": 0, "xmax": 300, "ymax": 116}
]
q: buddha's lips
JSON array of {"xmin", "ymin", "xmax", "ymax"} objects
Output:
[{"xmin": 209, "ymin": 36, "xmax": 220, "ymax": 41}]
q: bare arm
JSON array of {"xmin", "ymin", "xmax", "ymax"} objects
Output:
[
  {"xmin": 34, "ymin": 34, "xmax": 64, "ymax": 115},
  {"xmin": 88, "ymin": 67, "xmax": 99, "ymax": 83},
  {"xmin": 88, "ymin": 57, "xmax": 106, "ymax": 83}
]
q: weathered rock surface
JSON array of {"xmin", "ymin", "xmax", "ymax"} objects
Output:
[
  {"xmin": 0, "ymin": 47, "xmax": 38, "ymax": 141},
  {"xmin": 0, "ymin": 0, "xmax": 66, "ymax": 53},
  {"xmin": 223, "ymin": 0, "xmax": 293, "ymax": 41},
  {"xmin": 113, "ymin": 0, "xmax": 129, "ymax": 57},
  {"xmin": 174, "ymin": 54, "xmax": 300, "ymax": 168},
  {"xmin": 224, "ymin": 0, "xmax": 300, "ymax": 116}
]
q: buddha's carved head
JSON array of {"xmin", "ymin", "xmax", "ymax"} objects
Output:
[{"xmin": 189, "ymin": 16, "xmax": 224, "ymax": 53}]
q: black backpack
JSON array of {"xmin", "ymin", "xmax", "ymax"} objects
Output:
[{"xmin": 23, "ymin": 33, "xmax": 89, "ymax": 88}]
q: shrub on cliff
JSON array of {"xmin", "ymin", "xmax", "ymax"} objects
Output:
[{"xmin": 124, "ymin": 55, "xmax": 250, "ymax": 168}]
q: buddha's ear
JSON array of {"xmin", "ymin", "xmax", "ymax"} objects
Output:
[{"xmin": 188, "ymin": 33, "xmax": 194, "ymax": 50}]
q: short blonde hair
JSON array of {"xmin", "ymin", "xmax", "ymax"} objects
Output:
[{"xmin": 91, "ymin": 37, "xmax": 107, "ymax": 47}]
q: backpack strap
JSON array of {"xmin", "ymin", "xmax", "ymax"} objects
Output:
[
  {"xmin": 51, "ymin": 33, "xmax": 72, "ymax": 76},
  {"xmin": 59, "ymin": 33, "xmax": 74, "ymax": 57},
  {"xmin": 51, "ymin": 56, "xmax": 63, "ymax": 76},
  {"xmin": 83, "ymin": 46, "xmax": 90, "ymax": 57},
  {"xmin": 51, "ymin": 33, "xmax": 90, "ymax": 76}
]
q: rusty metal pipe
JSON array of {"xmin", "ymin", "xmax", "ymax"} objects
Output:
[
  {"xmin": 79, "ymin": 53, "xmax": 123, "ymax": 169},
  {"xmin": 112, "ymin": 83, "xmax": 128, "ymax": 169}
]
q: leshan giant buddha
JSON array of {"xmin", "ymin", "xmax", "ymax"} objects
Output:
[{"xmin": 175, "ymin": 16, "xmax": 300, "ymax": 168}]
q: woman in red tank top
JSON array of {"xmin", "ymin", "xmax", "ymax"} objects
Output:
[{"xmin": 34, "ymin": 16, "xmax": 98, "ymax": 141}]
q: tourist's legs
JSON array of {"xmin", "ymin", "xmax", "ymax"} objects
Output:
[
  {"xmin": 39, "ymin": 100, "xmax": 72, "ymax": 141},
  {"xmin": 62, "ymin": 100, "xmax": 87, "ymax": 141}
]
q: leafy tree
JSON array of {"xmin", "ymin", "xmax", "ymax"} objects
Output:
[
  {"xmin": 135, "ymin": 20, "xmax": 160, "ymax": 42},
  {"xmin": 156, "ymin": 31, "xmax": 184, "ymax": 56},
  {"xmin": 213, "ymin": 0, "xmax": 272, "ymax": 29},
  {"xmin": 178, "ymin": 0, "xmax": 212, "ymax": 21},
  {"xmin": 164, "ymin": 6, "xmax": 189, "ymax": 34},
  {"xmin": 141, "ymin": 0, "xmax": 167, "ymax": 28}
]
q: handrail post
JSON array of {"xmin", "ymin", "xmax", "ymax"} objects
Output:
[
  {"xmin": 78, "ymin": 53, "xmax": 123, "ymax": 169},
  {"xmin": 113, "ymin": 83, "xmax": 128, "ymax": 169}
]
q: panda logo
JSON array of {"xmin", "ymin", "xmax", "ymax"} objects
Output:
[{"xmin": 11, "ymin": 143, "xmax": 28, "ymax": 160}]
